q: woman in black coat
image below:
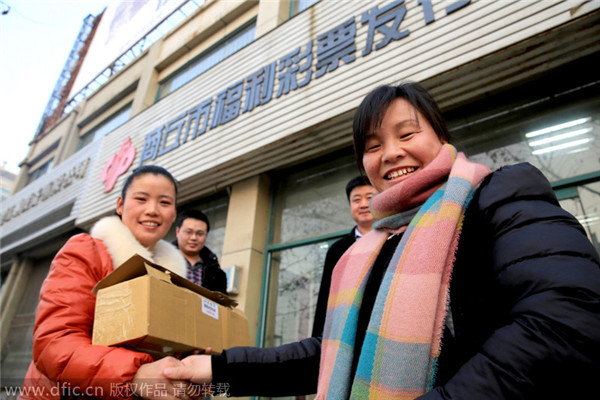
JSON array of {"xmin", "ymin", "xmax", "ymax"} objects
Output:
[{"xmin": 162, "ymin": 82, "xmax": 600, "ymax": 400}]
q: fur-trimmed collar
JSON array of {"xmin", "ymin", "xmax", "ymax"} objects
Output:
[{"xmin": 90, "ymin": 215, "xmax": 187, "ymax": 277}]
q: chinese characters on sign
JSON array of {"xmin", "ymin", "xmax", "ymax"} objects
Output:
[
  {"xmin": 315, "ymin": 17, "xmax": 356, "ymax": 78},
  {"xmin": 362, "ymin": 0, "xmax": 409, "ymax": 56},
  {"xmin": 1, "ymin": 158, "xmax": 90, "ymax": 225},
  {"xmin": 277, "ymin": 40, "xmax": 313, "ymax": 97},
  {"xmin": 138, "ymin": 0, "xmax": 471, "ymax": 166},
  {"xmin": 100, "ymin": 137, "xmax": 136, "ymax": 192}
]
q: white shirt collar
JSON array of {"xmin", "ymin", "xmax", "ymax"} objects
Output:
[{"xmin": 354, "ymin": 226, "xmax": 363, "ymax": 239}]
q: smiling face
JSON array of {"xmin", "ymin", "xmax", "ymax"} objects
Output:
[
  {"xmin": 176, "ymin": 218, "xmax": 208, "ymax": 257},
  {"xmin": 362, "ymin": 98, "xmax": 446, "ymax": 193},
  {"xmin": 116, "ymin": 173, "xmax": 177, "ymax": 251},
  {"xmin": 349, "ymin": 184, "xmax": 377, "ymax": 232}
]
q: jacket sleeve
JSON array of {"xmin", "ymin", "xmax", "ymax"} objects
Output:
[
  {"xmin": 32, "ymin": 234, "xmax": 154, "ymax": 398},
  {"xmin": 211, "ymin": 336, "xmax": 321, "ymax": 397},
  {"xmin": 421, "ymin": 163, "xmax": 600, "ymax": 399},
  {"xmin": 312, "ymin": 240, "xmax": 341, "ymax": 338},
  {"xmin": 211, "ymin": 267, "xmax": 228, "ymax": 295},
  {"xmin": 312, "ymin": 232, "xmax": 356, "ymax": 338},
  {"xmin": 200, "ymin": 246, "xmax": 228, "ymax": 295}
]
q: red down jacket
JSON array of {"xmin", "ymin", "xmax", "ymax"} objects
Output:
[
  {"xmin": 19, "ymin": 216, "xmax": 187, "ymax": 400},
  {"xmin": 19, "ymin": 235, "xmax": 153, "ymax": 400}
]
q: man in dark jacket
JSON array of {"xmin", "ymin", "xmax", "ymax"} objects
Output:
[
  {"xmin": 312, "ymin": 176, "xmax": 377, "ymax": 338},
  {"xmin": 174, "ymin": 209, "xmax": 228, "ymax": 294}
]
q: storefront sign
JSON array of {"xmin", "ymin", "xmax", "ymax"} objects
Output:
[
  {"xmin": 1, "ymin": 158, "xmax": 90, "ymax": 225},
  {"xmin": 138, "ymin": 0, "xmax": 471, "ymax": 165},
  {"xmin": 100, "ymin": 137, "xmax": 136, "ymax": 192}
]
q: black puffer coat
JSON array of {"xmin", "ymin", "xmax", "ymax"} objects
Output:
[
  {"xmin": 197, "ymin": 246, "xmax": 228, "ymax": 295},
  {"xmin": 212, "ymin": 163, "xmax": 600, "ymax": 399}
]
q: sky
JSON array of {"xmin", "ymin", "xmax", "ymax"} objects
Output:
[{"xmin": 0, "ymin": 0, "xmax": 109, "ymax": 175}]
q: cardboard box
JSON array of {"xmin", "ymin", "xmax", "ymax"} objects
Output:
[{"xmin": 92, "ymin": 254, "xmax": 250, "ymax": 356}]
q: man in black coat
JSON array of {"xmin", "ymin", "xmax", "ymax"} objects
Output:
[
  {"xmin": 311, "ymin": 176, "xmax": 377, "ymax": 337},
  {"xmin": 173, "ymin": 209, "xmax": 228, "ymax": 295}
]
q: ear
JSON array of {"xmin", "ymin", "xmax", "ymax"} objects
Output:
[{"xmin": 116, "ymin": 196, "xmax": 124, "ymax": 215}]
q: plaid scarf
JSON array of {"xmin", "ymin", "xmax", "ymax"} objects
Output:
[{"xmin": 317, "ymin": 144, "xmax": 491, "ymax": 399}]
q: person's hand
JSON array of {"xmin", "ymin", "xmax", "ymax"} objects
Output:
[
  {"xmin": 132, "ymin": 356, "xmax": 191, "ymax": 400},
  {"xmin": 163, "ymin": 355, "xmax": 212, "ymax": 384}
]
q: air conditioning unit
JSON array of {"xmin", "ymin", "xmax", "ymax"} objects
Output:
[{"xmin": 222, "ymin": 265, "xmax": 241, "ymax": 295}]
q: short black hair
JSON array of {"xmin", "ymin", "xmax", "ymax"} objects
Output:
[
  {"xmin": 121, "ymin": 165, "xmax": 178, "ymax": 201},
  {"xmin": 345, "ymin": 176, "xmax": 372, "ymax": 201},
  {"xmin": 353, "ymin": 81, "xmax": 451, "ymax": 173},
  {"xmin": 176, "ymin": 209, "xmax": 210, "ymax": 233}
]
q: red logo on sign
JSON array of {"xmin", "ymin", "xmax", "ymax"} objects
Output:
[{"xmin": 100, "ymin": 137, "xmax": 136, "ymax": 193}]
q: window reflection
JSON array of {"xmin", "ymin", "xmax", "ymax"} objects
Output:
[
  {"xmin": 559, "ymin": 182, "xmax": 600, "ymax": 254},
  {"xmin": 264, "ymin": 242, "xmax": 327, "ymax": 400},
  {"xmin": 157, "ymin": 21, "xmax": 256, "ymax": 100},
  {"xmin": 272, "ymin": 152, "xmax": 360, "ymax": 244},
  {"xmin": 466, "ymin": 111, "xmax": 599, "ymax": 183}
]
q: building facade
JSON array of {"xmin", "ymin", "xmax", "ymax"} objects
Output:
[
  {"xmin": 2, "ymin": 0, "xmax": 599, "ymax": 396},
  {"xmin": 0, "ymin": 167, "xmax": 16, "ymax": 202}
]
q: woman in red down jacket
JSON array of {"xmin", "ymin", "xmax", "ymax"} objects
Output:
[{"xmin": 19, "ymin": 165, "xmax": 191, "ymax": 400}]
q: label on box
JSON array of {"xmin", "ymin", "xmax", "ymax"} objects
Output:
[{"xmin": 202, "ymin": 298, "xmax": 219, "ymax": 320}]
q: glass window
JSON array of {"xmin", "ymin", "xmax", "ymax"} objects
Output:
[
  {"xmin": 77, "ymin": 105, "xmax": 131, "ymax": 150},
  {"xmin": 264, "ymin": 242, "xmax": 329, "ymax": 348},
  {"xmin": 199, "ymin": 194, "xmax": 229, "ymax": 259},
  {"xmin": 558, "ymin": 181, "xmax": 600, "ymax": 254},
  {"xmin": 455, "ymin": 107, "xmax": 600, "ymax": 183},
  {"xmin": 156, "ymin": 21, "xmax": 256, "ymax": 100},
  {"xmin": 27, "ymin": 159, "xmax": 53, "ymax": 184},
  {"xmin": 0, "ymin": 268, "xmax": 8, "ymax": 299},
  {"xmin": 1, "ymin": 257, "xmax": 53, "ymax": 389},
  {"xmin": 271, "ymin": 149, "xmax": 363, "ymax": 244},
  {"xmin": 290, "ymin": 0, "xmax": 320, "ymax": 16}
]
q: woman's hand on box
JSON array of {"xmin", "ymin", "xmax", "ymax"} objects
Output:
[{"xmin": 163, "ymin": 355, "xmax": 212, "ymax": 385}]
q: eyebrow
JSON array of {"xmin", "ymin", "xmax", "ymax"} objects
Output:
[
  {"xmin": 396, "ymin": 119, "xmax": 420, "ymax": 129},
  {"xmin": 368, "ymin": 118, "xmax": 421, "ymax": 137},
  {"xmin": 131, "ymin": 191, "xmax": 174, "ymax": 201},
  {"xmin": 351, "ymin": 192, "xmax": 374, "ymax": 199}
]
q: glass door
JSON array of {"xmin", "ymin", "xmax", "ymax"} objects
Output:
[
  {"xmin": 264, "ymin": 241, "xmax": 329, "ymax": 348},
  {"xmin": 555, "ymin": 178, "xmax": 600, "ymax": 254},
  {"xmin": 259, "ymin": 236, "xmax": 338, "ymax": 400}
]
